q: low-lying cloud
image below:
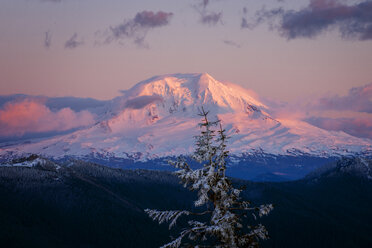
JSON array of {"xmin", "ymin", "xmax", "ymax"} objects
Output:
[
  {"xmin": 267, "ymin": 82, "xmax": 372, "ymax": 140},
  {"xmin": 105, "ymin": 10, "xmax": 173, "ymax": 47},
  {"xmin": 306, "ymin": 117, "xmax": 372, "ymax": 139},
  {"xmin": 307, "ymin": 82, "xmax": 372, "ymax": 139},
  {"xmin": 0, "ymin": 99, "xmax": 96, "ymax": 137},
  {"xmin": 124, "ymin": 95, "xmax": 163, "ymax": 109},
  {"xmin": 317, "ymin": 83, "xmax": 372, "ymax": 113},
  {"xmin": 248, "ymin": 0, "xmax": 372, "ymax": 40}
]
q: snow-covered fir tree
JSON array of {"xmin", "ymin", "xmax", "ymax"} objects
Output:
[{"xmin": 145, "ymin": 107, "xmax": 273, "ymax": 248}]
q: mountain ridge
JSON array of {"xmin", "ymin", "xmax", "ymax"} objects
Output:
[{"xmin": 0, "ymin": 73, "xmax": 371, "ymax": 164}]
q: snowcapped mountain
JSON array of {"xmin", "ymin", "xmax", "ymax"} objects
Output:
[{"xmin": 0, "ymin": 73, "xmax": 371, "ymax": 162}]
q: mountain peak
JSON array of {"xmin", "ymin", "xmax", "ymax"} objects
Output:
[
  {"xmin": 194, "ymin": 72, "xmax": 222, "ymax": 95},
  {"xmin": 132, "ymin": 73, "xmax": 266, "ymax": 111},
  {"xmin": 198, "ymin": 72, "xmax": 214, "ymax": 83}
]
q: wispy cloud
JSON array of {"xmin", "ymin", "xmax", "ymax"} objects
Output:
[
  {"xmin": 65, "ymin": 33, "xmax": 84, "ymax": 49},
  {"xmin": 247, "ymin": 0, "xmax": 372, "ymax": 40},
  {"xmin": 194, "ymin": 0, "xmax": 223, "ymax": 26},
  {"xmin": 241, "ymin": 7, "xmax": 249, "ymax": 29},
  {"xmin": 44, "ymin": 31, "xmax": 52, "ymax": 48},
  {"xmin": 0, "ymin": 99, "xmax": 96, "ymax": 137},
  {"xmin": 104, "ymin": 10, "xmax": 173, "ymax": 47},
  {"xmin": 242, "ymin": 7, "xmax": 284, "ymax": 30},
  {"xmin": 201, "ymin": 12, "xmax": 223, "ymax": 25},
  {"xmin": 222, "ymin": 40, "xmax": 241, "ymax": 48},
  {"xmin": 201, "ymin": 0, "xmax": 209, "ymax": 9}
]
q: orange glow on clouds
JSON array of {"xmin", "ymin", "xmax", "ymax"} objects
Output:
[{"xmin": 0, "ymin": 99, "xmax": 95, "ymax": 137}]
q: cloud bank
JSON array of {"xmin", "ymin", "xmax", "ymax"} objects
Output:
[
  {"xmin": 306, "ymin": 116, "xmax": 372, "ymax": 139},
  {"xmin": 317, "ymin": 83, "xmax": 372, "ymax": 113},
  {"xmin": 309, "ymin": 82, "xmax": 372, "ymax": 139},
  {"xmin": 268, "ymin": 82, "xmax": 372, "ymax": 139},
  {"xmin": 105, "ymin": 10, "xmax": 173, "ymax": 47},
  {"xmin": 249, "ymin": 0, "xmax": 372, "ymax": 40},
  {"xmin": 0, "ymin": 99, "xmax": 96, "ymax": 137}
]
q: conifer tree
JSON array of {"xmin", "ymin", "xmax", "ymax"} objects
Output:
[{"xmin": 145, "ymin": 107, "xmax": 273, "ymax": 248}]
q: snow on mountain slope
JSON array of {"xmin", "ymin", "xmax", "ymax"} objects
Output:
[{"xmin": 0, "ymin": 73, "xmax": 371, "ymax": 161}]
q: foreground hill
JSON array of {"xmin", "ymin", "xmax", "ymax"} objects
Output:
[{"xmin": 0, "ymin": 157, "xmax": 371, "ymax": 247}]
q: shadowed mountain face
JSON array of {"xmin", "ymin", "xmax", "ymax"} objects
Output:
[{"xmin": 0, "ymin": 157, "xmax": 371, "ymax": 248}]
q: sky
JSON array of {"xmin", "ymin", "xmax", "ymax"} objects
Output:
[{"xmin": 0, "ymin": 0, "xmax": 372, "ymax": 140}]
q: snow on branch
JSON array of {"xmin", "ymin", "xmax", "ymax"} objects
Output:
[
  {"xmin": 145, "ymin": 107, "xmax": 273, "ymax": 248},
  {"xmin": 144, "ymin": 209, "xmax": 190, "ymax": 229}
]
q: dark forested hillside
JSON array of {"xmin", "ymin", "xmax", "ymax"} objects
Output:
[
  {"xmin": 0, "ymin": 159, "xmax": 371, "ymax": 248},
  {"xmin": 0, "ymin": 162, "xmax": 193, "ymax": 248}
]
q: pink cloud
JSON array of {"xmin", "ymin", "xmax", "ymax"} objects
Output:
[
  {"xmin": 0, "ymin": 99, "xmax": 96, "ymax": 137},
  {"xmin": 265, "ymin": 82, "xmax": 372, "ymax": 140},
  {"xmin": 317, "ymin": 83, "xmax": 372, "ymax": 113},
  {"xmin": 306, "ymin": 117, "xmax": 372, "ymax": 139}
]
